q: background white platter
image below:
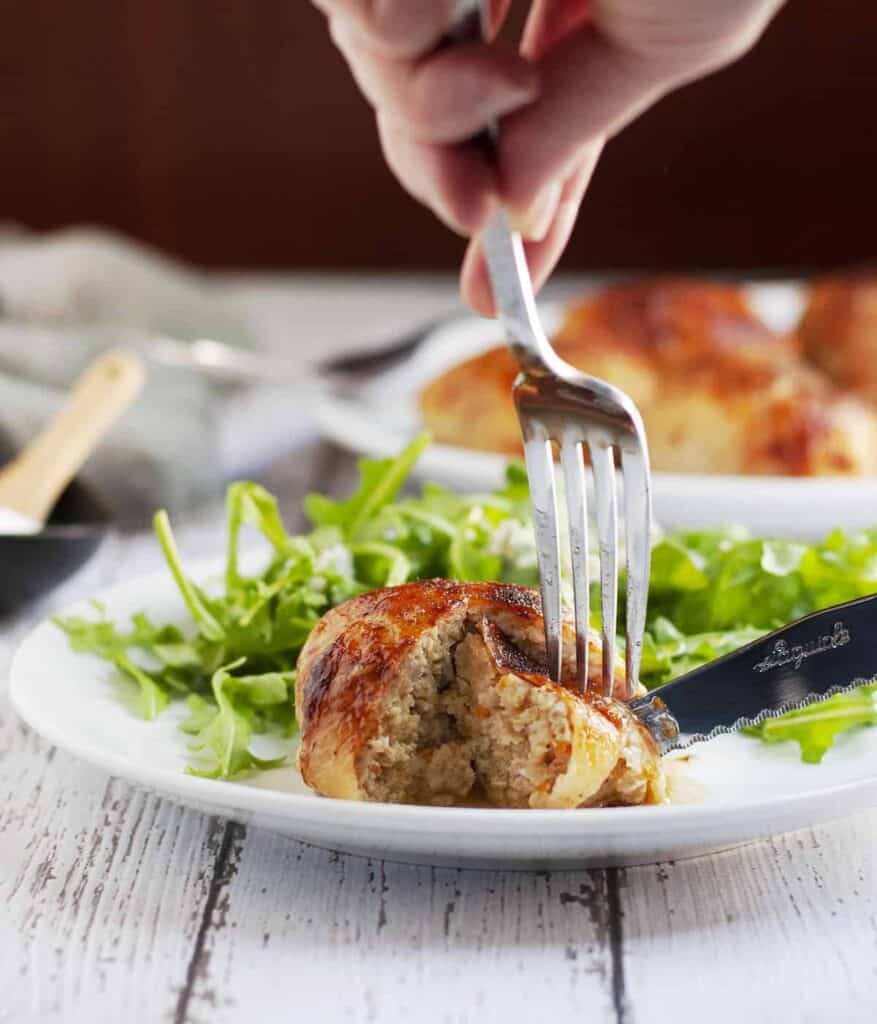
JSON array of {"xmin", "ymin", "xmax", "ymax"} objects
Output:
[
  {"xmin": 316, "ymin": 284, "xmax": 877, "ymax": 539},
  {"xmin": 10, "ymin": 563, "xmax": 877, "ymax": 869}
]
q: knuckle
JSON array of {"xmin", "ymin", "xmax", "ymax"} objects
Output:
[{"xmin": 364, "ymin": 0, "xmax": 450, "ymax": 59}]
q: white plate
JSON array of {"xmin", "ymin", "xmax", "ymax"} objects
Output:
[
  {"xmin": 317, "ymin": 283, "xmax": 877, "ymax": 539},
  {"xmin": 10, "ymin": 563, "xmax": 877, "ymax": 869}
]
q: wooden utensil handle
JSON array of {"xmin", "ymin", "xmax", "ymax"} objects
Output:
[{"xmin": 0, "ymin": 349, "xmax": 145, "ymax": 525}]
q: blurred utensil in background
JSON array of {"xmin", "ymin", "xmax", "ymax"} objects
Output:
[
  {"xmin": 0, "ymin": 350, "xmax": 144, "ymax": 532},
  {"xmin": 0, "ymin": 349, "xmax": 144, "ymax": 611},
  {"xmin": 142, "ymin": 317, "xmax": 444, "ymax": 388},
  {"xmin": 0, "ymin": 480, "xmax": 109, "ymax": 615},
  {"xmin": 0, "ymin": 314, "xmax": 447, "ymax": 523}
]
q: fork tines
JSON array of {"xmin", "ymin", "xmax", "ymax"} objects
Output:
[{"xmin": 519, "ymin": 409, "xmax": 651, "ymax": 701}]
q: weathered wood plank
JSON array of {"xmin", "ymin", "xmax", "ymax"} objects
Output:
[
  {"xmin": 176, "ymin": 829, "xmax": 622, "ymax": 1024},
  {"xmin": 620, "ymin": 813, "xmax": 877, "ymax": 1024},
  {"xmin": 0, "ymin": 517, "xmax": 234, "ymax": 1023},
  {"xmin": 0, "ymin": 759, "xmax": 224, "ymax": 1022}
]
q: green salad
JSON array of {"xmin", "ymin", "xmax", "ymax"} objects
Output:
[{"xmin": 55, "ymin": 436, "xmax": 877, "ymax": 779}]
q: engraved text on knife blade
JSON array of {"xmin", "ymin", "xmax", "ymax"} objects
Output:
[{"xmin": 753, "ymin": 621, "xmax": 851, "ymax": 673}]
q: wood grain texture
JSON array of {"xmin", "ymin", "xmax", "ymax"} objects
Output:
[
  {"xmin": 161, "ymin": 813, "xmax": 877, "ymax": 1024},
  {"xmin": 1, "ymin": 425, "xmax": 876, "ymax": 1020},
  {"xmin": 620, "ymin": 822, "xmax": 877, "ymax": 1024},
  {"xmin": 0, "ymin": 539, "xmax": 215, "ymax": 1023},
  {"xmin": 180, "ymin": 835, "xmax": 622, "ymax": 1023}
]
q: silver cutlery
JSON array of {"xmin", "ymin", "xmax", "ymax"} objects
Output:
[
  {"xmin": 134, "ymin": 318, "xmax": 445, "ymax": 388},
  {"xmin": 632, "ymin": 593, "xmax": 877, "ymax": 751},
  {"xmin": 452, "ymin": 1, "xmax": 652, "ymax": 697}
]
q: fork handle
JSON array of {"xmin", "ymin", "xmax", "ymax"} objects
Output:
[{"xmin": 446, "ymin": 0, "xmax": 560, "ymax": 376}]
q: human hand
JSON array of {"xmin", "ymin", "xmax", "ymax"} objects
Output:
[{"xmin": 313, "ymin": 1, "xmax": 786, "ymax": 314}]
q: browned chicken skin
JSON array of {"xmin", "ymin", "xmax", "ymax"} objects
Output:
[
  {"xmin": 799, "ymin": 271, "xmax": 877, "ymax": 404},
  {"xmin": 420, "ymin": 279, "xmax": 877, "ymax": 477},
  {"xmin": 295, "ymin": 580, "xmax": 665, "ymax": 809}
]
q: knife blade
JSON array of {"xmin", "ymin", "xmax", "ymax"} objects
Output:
[{"xmin": 630, "ymin": 592, "xmax": 877, "ymax": 753}]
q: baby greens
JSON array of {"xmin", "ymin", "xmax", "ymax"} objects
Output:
[
  {"xmin": 742, "ymin": 684, "xmax": 877, "ymax": 764},
  {"xmin": 55, "ymin": 436, "xmax": 877, "ymax": 778}
]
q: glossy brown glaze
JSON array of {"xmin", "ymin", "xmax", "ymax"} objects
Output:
[
  {"xmin": 556, "ymin": 279, "xmax": 788, "ymax": 361},
  {"xmin": 295, "ymin": 580, "xmax": 630, "ymax": 798}
]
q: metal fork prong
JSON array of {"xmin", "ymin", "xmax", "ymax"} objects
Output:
[
  {"xmin": 621, "ymin": 447, "xmax": 652, "ymax": 695},
  {"xmin": 522, "ymin": 432, "xmax": 563, "ymax": 682},
  {"xmin": 590, "ymin": 442, "xmax": 619, "ymax": 696},
  {"xmin": 560, "ymin": 433, "xmax": 589, "ymax": 691}
]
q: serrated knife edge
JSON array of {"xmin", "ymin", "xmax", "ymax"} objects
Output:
[
  {"xmin": 629, "ymin": 591, "xmax": 877, "ymax": 754},
  {"xmin": 637, "ymin": 675, "xmax": 877, "ymax": 754}
]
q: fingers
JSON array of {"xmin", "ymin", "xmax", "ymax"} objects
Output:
[
  {"xmin": 496, "ymin": 28, "xmax": 669, "ymax": 211},
  {"xmin": 521, "ymin": 0, "xmax": 593, "ymax": 59},
  {"xmin": 331, "ymin": 20, "xmax": 539, "ymax": 145},
  {"xmin": 318, "ymin": 0, "xmax": 785, "ymax": 320},
  {"xmin": 327, "ymin": 3, "xmax": 539, "ymax": 239},
  {"xmin": 461, "ymin": 146, "xmax": 602, "ymax": 316},
  {"xmin": 378, "ymin": 116, "xmax": 497, "ymax": 235},
  {"xmin": 316, "ymin": 0, "xmax": 518, "ymax": 57},
  {"xmin": 313, "ymin": 0, "xmax": 460, "ymax": 59}
]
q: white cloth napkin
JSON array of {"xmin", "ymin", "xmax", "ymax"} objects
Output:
[{"xmin": 0, "ymin": 225, "xmax": 258, "ymax": 522}]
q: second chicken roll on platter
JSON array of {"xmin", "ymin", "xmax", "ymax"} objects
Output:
[{"xmin": 421, "ymin": 277, "xmax": 877, "ymax": 477}]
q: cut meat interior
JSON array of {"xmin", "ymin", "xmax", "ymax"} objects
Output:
[
  {"xmin": 295, "ymin": 581, "xmax": 665, "ymax": 809},
  {"xmin": 357, "ymin": 618, "xmax": 663, "ymax": 808}
]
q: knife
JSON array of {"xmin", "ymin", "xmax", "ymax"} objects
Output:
[
  {"xmin": 630, "ymin": 592, "xmax": 877, "ymax": 752},
  {"xmin": 127, "ymin": 317, "xmax": 447, "ymax": 388}
]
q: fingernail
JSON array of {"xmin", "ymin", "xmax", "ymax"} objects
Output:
[{"xmin": 508, "ymin": 182, "xmax": 563, "ymax": 242}]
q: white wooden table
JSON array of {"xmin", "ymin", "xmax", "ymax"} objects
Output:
[{"xmin": 1, "ymin": 276, "xmax": 875, "ymax": 1024}]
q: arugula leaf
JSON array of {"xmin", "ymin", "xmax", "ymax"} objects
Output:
[
  {"xmin": 645, "ymin": 528, "xmax": 877, "ymax": 634},
  {"xmin": 112, "ymin": 653, "xmax": 169, "ymax": 720},
  {"xmin": 223, "ymin": 669, "xmax": 295, "ymax": 707},
  {"xmin": 640, "ymin": 618, "xmax": 766, "ymax": 687},
  {"xmin": 54, "ymin": 612, "xmax": 173, "ymax": 719},
  {"xmin": 154, "ymin": 510, "xmax": 225, "ymax": 642},
  {"xmin": 743, "ymin": 684, "xmax": 877, "ymax": 763},
  {"xmin": 305, "ymin": 434, "xmax": 430, "ymax": 540},
  {"xmin": 350, "ymin": 542, "xmax": 412, "ymax": 588},
  {"xmin": 225, "ymin": 481, "xmax": 290, "ymax": 588},
  {"xmin": 185, "ymin": 660, "xmax": 288, "ymax": 779},
  {"xmin": 180, "ymin": 694, "xmax": 217, "ymax": 735}
]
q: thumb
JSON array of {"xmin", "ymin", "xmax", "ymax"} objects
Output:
[{"xmin": 462, "ymin": 148, "xmax": 601, "ymax": 317}]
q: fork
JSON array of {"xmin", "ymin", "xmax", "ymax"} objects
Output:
[{"xmin": 449, "ymin": 1, "xmax": 653, "ymax": 698}]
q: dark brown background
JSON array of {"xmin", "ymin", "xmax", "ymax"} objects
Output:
[{"xmin": 2, "ymin": 1, "xmax": 875, "ymax": 272}]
